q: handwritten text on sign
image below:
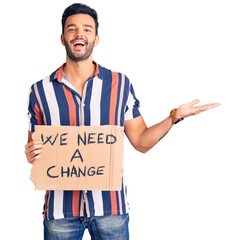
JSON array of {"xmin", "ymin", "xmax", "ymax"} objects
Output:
[{"xmin": 31, "ymin": 125, "xmax": 124, "ymax": 190}]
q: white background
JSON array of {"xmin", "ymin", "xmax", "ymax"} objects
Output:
[{"xmin": 0, "ymin": 0, "xmax": 244, "ymax": 239}]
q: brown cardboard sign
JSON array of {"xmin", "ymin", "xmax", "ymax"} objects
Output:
[{"xmin": 30, "ymin": 125, "xmax": 124, "ymax": 190}]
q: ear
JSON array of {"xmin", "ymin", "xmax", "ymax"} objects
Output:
[
  {"xmin": 61, "ymin": 34, "xmax": 65, "ymax": 46},
  {"xmin": 94, "ymin": 35, "xmax": 99, "ymax": 47}
]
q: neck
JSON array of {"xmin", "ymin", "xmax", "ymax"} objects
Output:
[{"xmin": 63, "ymin": 56, "xmax": 95, "ymax": 84}]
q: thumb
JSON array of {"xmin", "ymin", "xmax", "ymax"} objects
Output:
[{"xmin": 190, "ymin": 99, "xmax": 200, "ymax": 106}]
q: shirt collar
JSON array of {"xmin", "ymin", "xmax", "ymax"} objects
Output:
[{"xmin": 51, "ymin": 61, "xmax": 100, "ymax": 83}]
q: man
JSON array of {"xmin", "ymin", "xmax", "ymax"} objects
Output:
[{"xmin": 25, "ymin": 3, "xmax": 220, "ymax": 239}]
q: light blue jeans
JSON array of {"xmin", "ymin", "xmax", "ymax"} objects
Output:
[{"xmin": 43, "ymin": 214, "xmax": 129, "ymax": 240}]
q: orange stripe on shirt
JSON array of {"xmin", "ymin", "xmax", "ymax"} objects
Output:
[
  {"xmin": 34, "ymin": 103, "xmax": 43, "ymax": 125},
  {"xmin": 109, "ymin": 72, "xmax": 119, "ymax": 125},
  {"xmin": 110, "ymin": 191, "xmax": 118, "ymax": 215},
  {"xmin": 54, "ymin": 64, "xmax": 65, "ymax": 82},
  {"xmin": 72, "ymin": 191, "xmax": 80, "ymax": 217},
  {"xmin": 62, "ymin": 85, "xmax": 77, "ymax": 126},
  {"xmin": 109, "ymin": 72, "xmax": 119, "ymax": 214}
]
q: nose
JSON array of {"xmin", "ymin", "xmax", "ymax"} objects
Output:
[{"xmin": 76, "ymin": 27, "xmax": 84, "ymax": 38}]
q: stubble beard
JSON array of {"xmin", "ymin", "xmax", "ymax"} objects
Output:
[{"xmin": 64, "ymin": 38, "xmax": 95, "ymax": 62}]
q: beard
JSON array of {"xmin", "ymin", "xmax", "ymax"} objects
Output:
[{"xmin": 63, "ymin": 38, "xmax": 96, "ymax": 62}]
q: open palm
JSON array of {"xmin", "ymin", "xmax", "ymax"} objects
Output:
[{"xmin": 177, "ymin": 99, "xmax": 220, "ymax": 119}]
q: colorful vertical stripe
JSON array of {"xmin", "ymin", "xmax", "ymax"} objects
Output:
[{"xmin": 28, "ymin": 62, "xmax": 140, "ymax": 220}]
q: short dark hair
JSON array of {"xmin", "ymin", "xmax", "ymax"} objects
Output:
[{"xmin": 62, "ymin": 3, "xmax": 99, "ymax": 35}]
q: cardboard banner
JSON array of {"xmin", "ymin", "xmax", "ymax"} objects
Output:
[{"xmin": 30, "ymin": 125, "xmax": 124, "ymax": 191}]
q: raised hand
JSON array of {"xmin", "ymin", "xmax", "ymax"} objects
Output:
[{"xmin": 175, "ymin": 99, "xmax": 220, "ymax": 119}]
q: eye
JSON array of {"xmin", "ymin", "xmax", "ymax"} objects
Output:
[
  {"xmin": 68, "ymin": 28, "xmax": 75, "ymax": 32},
  {"xmin": 84, "ymin": 28, "xmax": 92, "ymax": 32}
]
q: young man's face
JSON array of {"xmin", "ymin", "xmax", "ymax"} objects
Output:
[{"xmin": 61, "ymin": 14, "xmax": 99, "ymax": 62}]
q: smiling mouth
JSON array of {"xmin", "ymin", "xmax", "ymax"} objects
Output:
[
  {"xmin": 72, "ymin": 39, "xmax": 88, "ymax": 47},
  {"xmin": 74, "ymin": 41, "xmax": 85, "ymax": 47}
]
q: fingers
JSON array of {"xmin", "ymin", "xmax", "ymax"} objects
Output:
[
  {"xmin": 190, "ymin": 99, "xmax": 200, "ymax": 106},
  {"xmin": 179, "ymin": 99, "xmax": 200, "ymax": 110},
  {"xmin": 189, "ymin": 99, "xmax": 220, "ymax": 109},
  {"xmin": 197, "ymin": 102, "xmax": 221, "ymax": 112},
  {"xmin": 177, "ymin": 100, "xmax": 220, "ymax": 118},
  {"xmin": 25, "ymin": 140, "xmax": 43, "ymax": 164}
]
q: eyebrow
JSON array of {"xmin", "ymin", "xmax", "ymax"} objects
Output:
[
  {"xmin": 66, "ymin": 24, "xmax": 94, "ymax": 29},
  {"xmin": 66, "ymin": 24, "xmax": 76, "ymax": 29},
  {"xmin": 84, "ymin": 24, "xmax": 93, "ymax": 29}
]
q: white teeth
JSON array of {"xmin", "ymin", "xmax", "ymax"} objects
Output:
[{"xmin": 74, "ymin": 41, "xmax": 85, "ymax": 46}]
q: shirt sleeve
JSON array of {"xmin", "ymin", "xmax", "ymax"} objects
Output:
[
  {"xmin": 125, "ymin": 82, "xmax": 141, "ymax": 121},
  {"xmin": 27, "ymin": 86, "xmax": 43, "ymax": 132}
]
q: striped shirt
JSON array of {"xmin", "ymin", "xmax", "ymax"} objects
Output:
[{"xmin": 27, "ymin": 62, "xmax": 140, "ymax": 220}]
